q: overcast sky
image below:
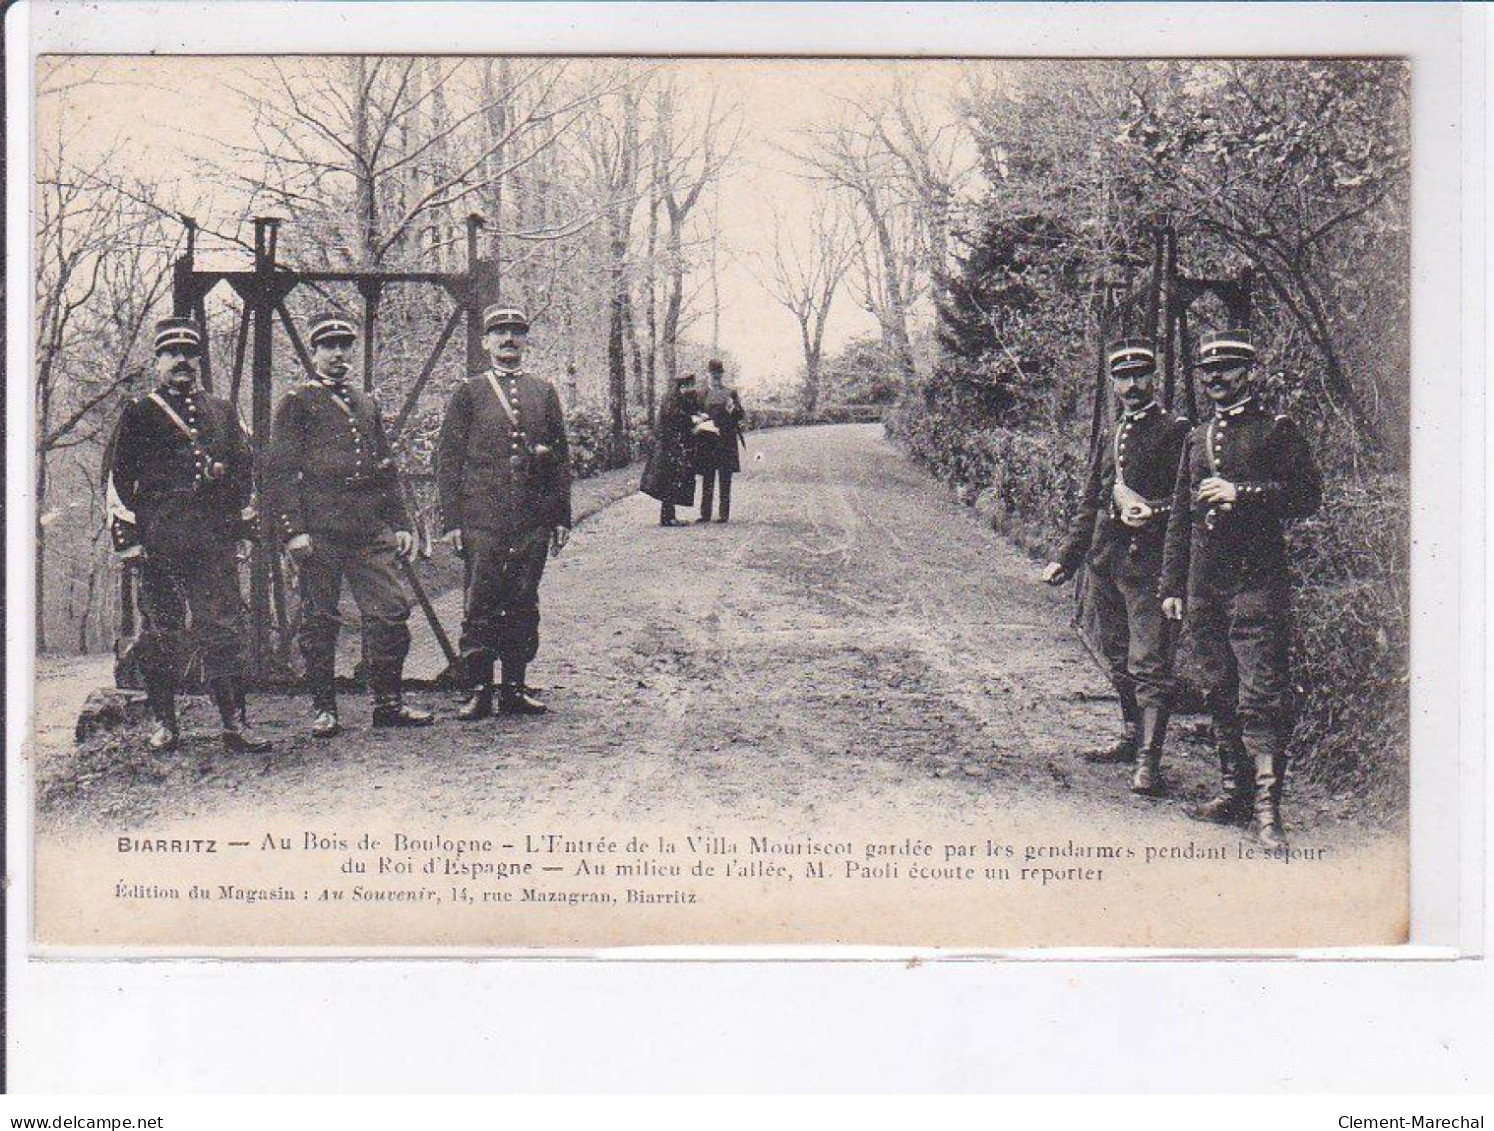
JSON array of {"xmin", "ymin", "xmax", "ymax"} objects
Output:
[{"xmin": 38, "ymin": 56, "xmax": 979, "ymax": 396}]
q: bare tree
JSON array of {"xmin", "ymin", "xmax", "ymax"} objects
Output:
[
  {"xmin": 578, "ymin": 70, "xmax": 646, "ymax": 455},
  {"xmin": 34, "ymin": 134, "xmax": 179, "ymax": 650},
  {"xmin": 794, "ymin": 114, "xmax": 920, "ymax": 382},
  {"xmin": 655, "ymin": 74, "xmax": 741, "ymax": 384},
  {"xmin": 215, "ymin": 58, "xmax": 607, "ymax": 269},
  {"xmin": 872, "ymin": 77, "xmax": 973, "ymax": 297},
  {"xmin": 761, "ymin": 199, "xmax": 859, "ymax": 414}
]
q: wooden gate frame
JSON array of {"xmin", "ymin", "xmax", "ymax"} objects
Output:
[
  {"xmin": 1089, "ymin": 215, "xmax": 1254, "ymax": 443},
  {"xmin": 116, "ymin": 213, "xmax": 499, "ymax": 689}
]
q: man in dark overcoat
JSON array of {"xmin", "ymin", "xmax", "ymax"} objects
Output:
[
  {"xmin": 266, "ymin": 312, "xmax": 434, "ymax": 737},
  {"xmin": 641, "ymin": 373, "xmax": 703, "ymax": 526},
  {"xmin": 1043, "ymin": 338, "xmax": 1190, "ymax": 794},
  {"xmin": 1161, "ymin": 328, "xmax": 1323, "ymax": 848},
  {"xmin": 105, "ymin": 316, "xmax": 270, "ymax": 754},
  {"xmin": 438, "ymin": 303, "xmax": 572, "ymax": 719},
  {"xmin": 696, "ymin": 358, "xmax": 746, "ymax": 524}
]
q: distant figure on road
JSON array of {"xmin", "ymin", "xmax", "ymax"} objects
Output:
[
  {"xmin": 438, "ymin": 303, "xmax": 573, "ymax": 720},
  {"xmin": 642, "ymin": 372, "xmax": 703, "ymax": 527},
  {"xmin": 1043, "ymin": 338, "xmax": 1188, "ymax": 797},
  {"xmin": 695, "ymin": 358, "xmax": 746, "ymax": 524},
  {"xmin": 1160, "ymin": 328, "xmax": 1322, "ymax": 849}
]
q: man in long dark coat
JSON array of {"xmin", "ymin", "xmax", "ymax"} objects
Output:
[
  {"xmin": 266, "ymin": 313, "xmax": 434, "ymax": 737},
  {"xmin": 695, "ymin": 358, "xmax": 746, "ymax": 524},
  {"xmin": 105, "ymin": 317, "xmax": 270, "ymax": 754},
  {"xmin": 1043, "ymin": 338, "xmax": 1189, "ymax": 794},
  {"xmin": 438, "ymin": 303, "xmax": 572, "ymax": 719},
  {"xmin": 1161, "ymin": 329, "xmax": 1323, "ymax": 848},
  {"xmin": 641, "ymin": 373, "xmax": 703, "ymax": 527}
]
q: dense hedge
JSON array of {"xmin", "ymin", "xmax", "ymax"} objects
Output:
[
  {"xmin": 748, "ymin": 403, "xmax": 887, "ymax": 430},
  {"xmin": 886, "ymin": 401, "xmax": 1410, "ymax": 809}
]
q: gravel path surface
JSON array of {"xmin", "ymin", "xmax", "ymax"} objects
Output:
[{"xmin": 39, "ymin": 424, "xmax": 1373, "ymax": 842}]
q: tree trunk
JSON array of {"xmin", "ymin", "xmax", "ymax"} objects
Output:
[
  {"xmin": 35, "ymin": 452, "xmax": 48, "ymax": 652},
  {"xmin": 644, "ymin": 137, "xmax": 661, "ymax": 420},
  {"xmin": 803, "ymin": 355, "xmax": 822, "ymax": 416},
  {"xmin": 623, "ymin": 288, "xmax": 645, "ymax": 411},
  {"xmin": 662, "ymin": 212, "xmax": 684, "ymax": 385},
  {"xmin": 607, "ymin": 237, "xmax": 629, "ymax": 457},
  {"xmin": 352, "ymin": 58, "xmax": 378, "ymax": 266},
  {"xmin": 868, "ymin": 199, "xmax": 917, "ymax": 381},
  {"xmin": 482, "ymin": 58, "xmax": 512, "ymax": 271},
  {"xmin": 605, "ymin": 88, "xmax": 640, "ymax": 460}
]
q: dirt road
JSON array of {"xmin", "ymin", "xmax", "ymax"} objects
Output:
[
  {"xmin": 35, "ymin": 423, "xmax": 1408, "ymax": 947},
  {"xmin": 40, "ymin": 423, "xmax": 1374, "ymax": 844}
]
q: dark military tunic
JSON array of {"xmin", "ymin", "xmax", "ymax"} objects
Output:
[
  {"xmin": 1160, "ymin": 397, "xmax": 1322, "ymax": 729},
  {"xmin": 437, "ymin": 368, "xmax": 572, "ymax": 667},
  {"xmin": 105, "ymin": 383, "xmax": 254, "ymax": 684},
  {"xmin": 266, "ymin": 378, "xmax": 414, "ymax": 698},
  {"xmin": 266, "ymin": 379, "xmax": 410, "ymax": 541},
  {"xmin": 1057, "ymin": 401, "xmax": 1190, "ymax": 709}
]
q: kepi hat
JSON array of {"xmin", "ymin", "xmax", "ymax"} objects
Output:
[
  {"xmin": 1106, "ymin": 337, "xmax": 1156, "ymax": 377},
  {"xmin": 153, "ymin": 316, "xmax": 203, "ymax": 355},
  {"xmin": 1198, "ymin": 328, "xmax": 1256, "ymax": 369},
  {"xmin": 308, "ymin": 312, "xmax": 359, "ymax": 348},
  {"xmin": 482, "ymin": 303, "xmax": 529, "ymax": 334}
]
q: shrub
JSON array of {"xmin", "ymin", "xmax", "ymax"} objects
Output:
[{"xmin": 748, "ymin": 403, "xmax": 886, "ymax": 431}]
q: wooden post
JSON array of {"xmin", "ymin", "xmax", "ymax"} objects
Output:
[
  {"xmin": 247, "ymin": 217, "xmax": 279, "ymax": 680},
  {"xmin": 465, "ymin": 214, "xmax": 487, "ymax": 376},
  {"xmin": 360, "ymin": 280, "xmax": 381, "ymax": 393}
]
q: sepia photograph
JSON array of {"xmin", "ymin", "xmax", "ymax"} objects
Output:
[{"xmin": 25, "ymin": 47, "xmax": 1415, "ymax": 950}]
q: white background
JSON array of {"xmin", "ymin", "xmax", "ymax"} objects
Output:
[{"xmin": 5, "ymin": 1, "xmax": 1489, "ymax": 1094}]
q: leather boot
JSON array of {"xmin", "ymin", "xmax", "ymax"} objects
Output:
[
  {"xmin": 1187, "ymin": 708, "xmax": 1253, "ymax": 824},
  {"xmin": 1084, "ymin": 685, "xmax": 1140, "ymax": 763},
  {"xmin": 1130, "ymin": 706, "xmax": 1169, "ymax": 796},
  {"xmin": 457, "ymin": 654, "xmax": 495, "ymax": 721},
  {"xmin": 499, "ymin": 661, "xmax": 547, "ymax": 716},
  {"xmin": 371, "ymin": 680, "xmax": 435, "ymax": 729},
  {"xmin": 308, "ymin": 684, "xmax": 340, "ymax": 738},
  {"xmin": 145, "ymin": 674, "xmax": 180, "ymax": 752},
  {"xmin": 1246, "ymin": 727, "xmax": 1289, "ymax": 849},
  {"xmin": 458, "ymin": 686, "xmax": 494, "ymax": 721},
  {"xmin": 213, "ymin": 677, "xmax": 272, "ymax": 754}
]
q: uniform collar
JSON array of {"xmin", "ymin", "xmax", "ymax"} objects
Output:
[
  {"xmin": 1121, "ymin": 400, "xmax": 1158, "ymax": 422},
  {"xmin": 1214, "ymin": 395, "xmax": 1255, "ymax": 419},
  {"xmin": 491, "ymin": 365, "xmax": 525, "ymax": 380},
  {"xmin": 312, "ymin": 374, "xmax": 351, "ymax": 393}
]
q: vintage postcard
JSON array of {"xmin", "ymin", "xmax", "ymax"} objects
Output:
[{"xmin": 24, "ymin": 47, "xmax": 1420, "ymax": 951}]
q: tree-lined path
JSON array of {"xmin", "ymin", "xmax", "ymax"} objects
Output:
[{"xmin": 41, "ymin": 424, "xmax": 1370, "ymax": 844}]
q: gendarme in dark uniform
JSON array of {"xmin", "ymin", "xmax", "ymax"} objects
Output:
[
  {"xmin": 1161, "ymin": 328, "xmax": 1322, "ymax": 848},
  {"xmin": 437, "ymin": 303, "xmax": 572, "ymax": 719},
  {"xmin": 1046, "ymin": 338, "xmax": 1189, "ymax": 795},
  {"xmin": 266, "ymin": 312, "xmax": 434, "ymax": 736},
  {"xmin": 105, "ymin": 316, "xmax": 269, "ymax": 754}
]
